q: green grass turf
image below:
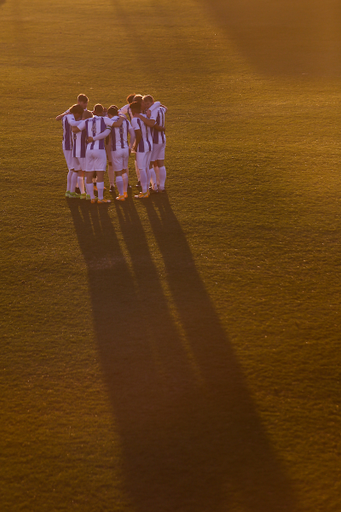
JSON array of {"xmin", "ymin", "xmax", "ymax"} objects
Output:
[{"xmin": 1, "ymin": 0, "xmax": 341, "ymax": 510}]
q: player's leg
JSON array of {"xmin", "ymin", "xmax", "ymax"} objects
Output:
[
  {"xmin": 77, "ymin": 159, "xmax": 86, "ymax": 196},
  {"xmin": 135, "ymin": 152, "xmax": 148, "ymax": 196},
  {"xmin": 145, "ymin": 151, "xmax": 153, "ymax": 192},
  {"xmin": 85, "ymin": 152, "xmax": 96, "ymax": 200},
  {"xmin": 108, "ymin": 162, "xmax": 115, "ymax": 193},
  {"xmin": 95, "ymin": 150, "xmax": 111, "ymax": 203},
  {"xmin": 86, "ymin": 171, "xmax": 96, "ymax": 201},
  {"xmin": 122, "ymin": 149, "xmax": 129, "ymax": 197},
  {"xmin": 63, "ymin": 149, "xmax": 74, "ymax": 196},
  {"xmin": 115, "ymin": 170, "xmax": 125, "ymax": 201},
  {"xmin": 157, "ymin": 144, "xmax": 166, "ymax": 191},
  {"xmin": 149, "ymin": 161, "xmax": 158, "ymax": 191}
]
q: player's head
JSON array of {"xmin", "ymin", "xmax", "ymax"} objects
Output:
[
  {"xmin": 126, "ymin": 93, "xmax": 137, "ymax": 104},
  {"xmin": 93, "ymin": 103, "xmax": 104, "ymax": 116},
  {"xmin": 107, "ymin": 105, "xmax": 118, "ymax": 118},
  {"xmin": 130, "ymin": 101, "xmax": 141, "ymax": 115},
  {"xmin": 69, "ymin": 103, "xmax": 84, "ymax": 120},
  {"xmin": 133, "ymin": 94, "xmax": 143, "ymax": 104},
  {"xmin": 77, "ymin": 94, "xmax": 89, "ymax": 109},
  {"xmin": 142, "ymin": 94, "xmax": 154, "ymax": 110}
]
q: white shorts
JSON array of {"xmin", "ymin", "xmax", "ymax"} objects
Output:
[
  {"xmin": 85, "ymin": 149, "xmax": 107, "ymax": 172},
  {"xmin": 136, "ymin": 151, "xmax": 152, "ymax": 171},
  {"xmin": 151, "ymin": 143, "xmax": 166, "ymax": 162},
  {"xmin": 73, "ymin": 156, "xmax": 86, "ymax": 171},
  {"xmin": 63, "ymin": 149, "xmax": 74, "ymax": 171},
  {"xmin": 111, "ymin": 148, "xmax": 129, "ymax": 172}
]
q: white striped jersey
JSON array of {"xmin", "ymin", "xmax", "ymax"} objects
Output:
[
  {"xmin": 63, "ymin": 116, "xmax": 85, "ymax": 158},
  {"xmin": 108, "ymin": 116, "xmax": 134, "ymax": 151},
  {"xmin": 77, "ymin": 116, "xmax": 111, "ymax": 151},
  {"xmin": 131, "ymin": 115, "xmax": 153, "ymax": 153},
  {"xmin": 62, "ymin": 114, "xmax": 74, "ymax": 151},
  {"xmin": 151, "ymin": 106, "xmax": 166, "ymax": 145}
]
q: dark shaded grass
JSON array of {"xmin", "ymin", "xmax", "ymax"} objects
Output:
[
  {"xmin": 68, "ymin": 197, "xmax": 295, "ymax": 512},
  {"xmin": 199, "ymin": 0, "xmax": 341, "ymax": 77}
]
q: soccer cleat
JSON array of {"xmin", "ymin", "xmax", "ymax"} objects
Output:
[
  {"xmin": 134, "ymin": 191, "xmax": 149, "ymax": 199},
  {"xmin": 97, "ymin": 198, "xmax": 111, "ymax": 204},
  {"xmin": 124, "ymin": 192, "xmax": 128, "ymax": 198},
  {"xmin": 90, "ymin": 197, "xmax": 97, "ymax": 204},
  {"xmin": 69, "ymin": 192, "xmax": 81, "ymax": 198},
  {"xmin": 65, "ymin": 191, "xmax": 71, "ymax": 197},
  {"xmin": 109, "ymin": 185, "xmax": 115, "ymax": 193},
  {"xmin": 85, "ymin": 194, "xmax": 91, "ymax": 200},
  {"xmin": 80, "ymin": 193, "xmax": 87, "ymax": 199},
  {"xmin": 116, "ymin": 195, "xmax": 125, "ymax": 201}
]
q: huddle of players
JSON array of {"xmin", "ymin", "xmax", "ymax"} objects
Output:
[{"xmin": 56, "ymin": 93, "xmax": 167, "ymax": 203}]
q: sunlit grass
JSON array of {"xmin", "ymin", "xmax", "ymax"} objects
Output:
[{"xmin": 1, "ymin": 0, "xmax": 341, "ymax": 511}]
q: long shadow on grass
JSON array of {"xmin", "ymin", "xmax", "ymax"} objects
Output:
[
  {"xmin": 68, "ymin": 197, "xmax": 295, "ymax": 512},
  {"xmin": 200, "ymin": 0, "xmax": 341, "ymax": 76}
]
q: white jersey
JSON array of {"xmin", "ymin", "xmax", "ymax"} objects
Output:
[
  {"xmin": 151, "ymin": 106, "xmax": 166, "ymax": 145},
  {"xmin": 62, "ymin": 114, "xmax": 74, "ymax": 151},
  {"xmin": 108, "ymin": 116, "xmax": 134, "ymax": 151},
  {"xmin": 131, "ymin": 115, "xmax": 153, "ymax": 153},
  {"xmin": 64, "ymin": 116, "xmax": 85, "ymax": 158},
  {"xmin": 77, "ymin": 116, "xmax": 111, "ymax": 151}
]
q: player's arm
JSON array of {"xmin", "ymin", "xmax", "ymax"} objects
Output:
[
  {"xmin": 105, "ymin": 134, "xmax": 112, "ymax": 166},
  {"xmin": 67, "ymin": 118, "xmax": 82, "ymax": 127},
  {"xmin": 87, "ymin": 127, "xmax": 112, "ymax": 143},
  {"xmin": 111, "ymin": 116, "xmax": 124, "ymax": 127},
  {"xmin": 72, "ymin": 120, "xmax": 86, "ymax": 134},
  {"xmin": 55, "ymin": 108, "xmax": 71, "ymax": 121},
  {"xmin": 132, "ymin": 129, "xmax": 141, "ymax": 152},
  {"xmin": 153, "ymin": 123, "xmax": 166, "ymax": 132},
  {"xmin": 118, "ymin": 104, "xmax": 129, "ymax": 116},
  {"xmin": 136, "ymin": 114, "xmax": 156, "ymax": 128},
  {"xmin": 128, "ymin": 125, "xmax": 136, "ymax": 149}
]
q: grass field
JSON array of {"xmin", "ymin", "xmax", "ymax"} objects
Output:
[{"xmin": 1, "ymin": 0, "xmax": 341, "ymax": 511}]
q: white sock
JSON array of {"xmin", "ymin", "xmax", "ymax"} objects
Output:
[
  {"xmin": 116, "ymin": 176, "xmax": 124, "ymax": 196},
  {"xmin": 139, "ymin": 169, "xmax": 148, "ymax": 193},
  {"xmin": 122, "ymin": 172, "xmax": 128, "ymax": 193},
  {"xmin": 71, "ymin": 171, "xmax": 78, "ymax": 193},
  {"xmin": 150, "ymin": 168, "xmax": 157, "ymax": 190},
  {"xmin": 87, "ymin": 182, "xmax": 95, "ymax": 200},
  {"xmin": 78, "ymin": 176, "xmax": 85, "ymax": 194},
  {"xmin": 97, "ymin": 182, "xmax": 104, "ymax": 200},
  {"xmin": 66, "ymin": 171, "xmax": 72, "ymax": 191},
  {"xmin": 159, "ymin": 166, "xmax": 167, "ymax": 190}
]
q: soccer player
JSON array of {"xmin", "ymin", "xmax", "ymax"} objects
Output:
[
  {"xmin": 130, "ymin": 101, "xmax": 153, "ymax": 199},
  {"xmin": 56, "ymin": 93, "xmax": 93, "ymax": 121},
  {"xmin": 57, "ymin": 104, "xmax": 83, "ymax": 197},
  {"xmin": 56, "ymin": 94, "xmax": 93, "ymax": 195},
  {"xmin": 119, "ymin": 94, "xmax": 143, "ymax": 187},
  {"xmin": 137, "ymin": 95, "xmax": 167, "ymax": 192},
  {"xmin": 72, "ymin": 104, "xmax": 123, "ymax": 204},
  {"xmin": 105, "ymin": 105, "xmax": 135, "ymax": 201}
]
